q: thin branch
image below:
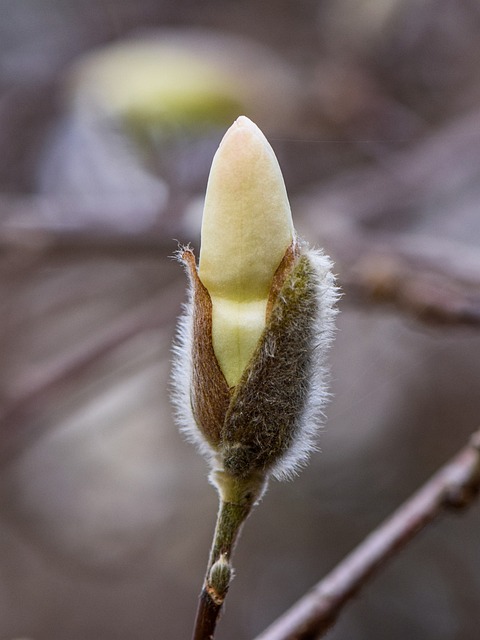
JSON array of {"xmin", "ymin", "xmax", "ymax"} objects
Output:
[
  {"xmin": 325, "ymin": 230, "xmax": 480, "ymax": 327},
  {"xmin": 193, "ymin": 472, "xmax": 267, "ymax": 640},
  {"xmin": 4, "ymin": 215, "xmax": 480, "ymax": 327},
  {"xmin": 302, "ymin": 108, "xmax": 480, "ymax": 228},
  {"xmin": 193, "ymin": 499, "xmax": 254, "ymax": 640},
  {"xmin": 254, "ymin": 429, "xmax": 480, "ymax": 640},
  {"xmin": 0, "ymin": 195, "xmax": 189, "ymax": 257},
  {"xmin": 0, "ymin": 218, "xmax": 169, "ymax": 258}
]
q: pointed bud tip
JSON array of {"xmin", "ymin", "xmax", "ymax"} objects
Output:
[
  {"xmin": 215, "ymin": 115, "xmax": 274, "ymax": 164},
  {"xmin": 228, "ymin": 115, "xmax": 262, "ymax": 136}
]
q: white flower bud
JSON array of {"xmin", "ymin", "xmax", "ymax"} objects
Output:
[
  {"xmin": 199, "ymin": 116, "xmax": 294, "ymax": 386},
  {"xmin": 172, "ymin": 117, "xmax": 338, "ymax": 480}
]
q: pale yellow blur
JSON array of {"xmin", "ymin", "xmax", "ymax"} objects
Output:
[{"xmin": 69, "ymin": 41, "xmax": 241, "ymax": 127}]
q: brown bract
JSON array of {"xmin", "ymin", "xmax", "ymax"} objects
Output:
[
  {"xmin": 266, "ymin": 241, "xmax": 299, "ymax": 318},
  {"xmin": 182, "ymin": 242, "xmax": 299, "ymax": 466},
  {"xmin": 182, "ymin": 249, "xmax": 230, "ymax": 448}
]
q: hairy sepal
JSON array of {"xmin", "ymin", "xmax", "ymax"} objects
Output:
[
  {"xmin": 171, "ymin": 243, "xmax": 338, "ymax": 480},
  {"xmin": 222, "ymin": 245, "xmax": 338, "ymax": 480},
  {"xmin": 171, "ymin": 247, "xmax": 229, "ymax": 461}
]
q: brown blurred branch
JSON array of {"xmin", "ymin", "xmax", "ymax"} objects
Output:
[
  {"xmin": 303, "ymin": 109, "xmax": 480, "ymax": 229},
  {"xmin": 254, "ymin": 429, "xmax": 480, "ymax": 640},
  {"xmin": 3, "ymin": 203, "xmax": 480, "ymax": 329},
  {"xmin": 0, "ymin": 216, "xmax": 169, "ymax": 258},
  {"xmin": 326, "ymin": 230, "xmax": 480, "ymax": 327}
]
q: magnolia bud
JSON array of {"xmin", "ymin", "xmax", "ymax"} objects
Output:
[
  {"xmin": 199, "ymin": 116, "xmax": 294, "ymax": 387},
  {"xmin": 172, "ymin": 116, "xmax": 338, "ymax": 481}
]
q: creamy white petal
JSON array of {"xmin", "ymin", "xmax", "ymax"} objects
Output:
[{"xmin": 199, "ymin": 116, "xmax": 294, "ymax": 385}]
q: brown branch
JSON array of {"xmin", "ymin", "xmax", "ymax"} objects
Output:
[
  {"xmin": 325, "ymin": 230, "xmax": 480, "ymax": 327},
  {"xmin": 192, "ymin": 498, "xmax": 256, "ymax": 640},
  {"xmin": 0, "ymin": 218, "xmax": 169, "ymax": 258},
  {"xmin": 0, "ymin": 195, "xmax": 190, "ymax": 257},
  {"xmin": 3, "ymin": 205, "xmax": 480, "ymax": 328},
  {"xmin": 254, "ymin": 429, "xmax": 480, "ymax": 640},
  {"xmin": 302, "ymin": 108, "xmax": 480, "ymax": 229},
  {"xmin": 5, "ymin": 219, "xmax": 480, "ymax": 327}
]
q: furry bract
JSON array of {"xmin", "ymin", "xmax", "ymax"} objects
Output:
[{"xmin": 171, "ymin": 116, "xmax": 338, "ymax": 481}]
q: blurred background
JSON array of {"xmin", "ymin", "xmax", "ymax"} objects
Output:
[{"xmin": 1, "ymin": 1, "xmax": 480, "ymax": 638}]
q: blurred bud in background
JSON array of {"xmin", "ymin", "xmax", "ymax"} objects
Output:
[{"xmin": 34, "ymin": 29, "xmax": 301, "ymax": 235}]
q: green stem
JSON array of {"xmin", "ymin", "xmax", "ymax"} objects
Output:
[{"xmin": 192, "ymin": 470, "xmax": 267, "ymax": 640}]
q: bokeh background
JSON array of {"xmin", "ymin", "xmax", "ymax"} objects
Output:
[{"xmin": 1, "ymin": 1, "xmax": 480, "ymax": 639}]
